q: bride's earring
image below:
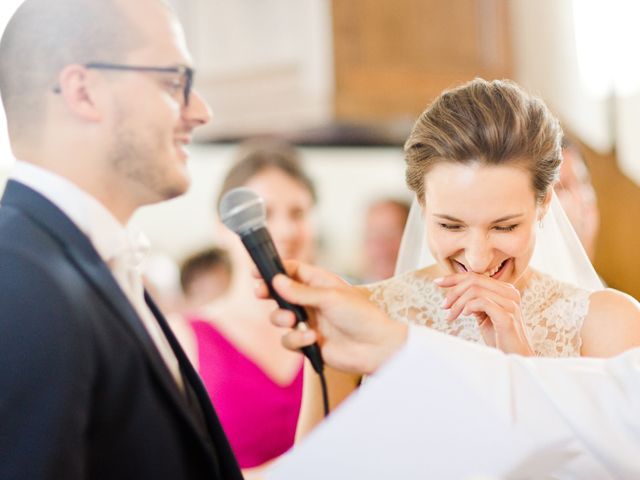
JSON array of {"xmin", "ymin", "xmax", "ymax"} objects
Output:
[{"xmin": 538, "ymin": 218, "xmax": 544, "ymax": 229}]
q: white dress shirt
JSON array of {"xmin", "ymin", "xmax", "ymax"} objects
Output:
[
  {"xmin": 268, "ymin": 325, "xmax": 640, "ymax": 479},
  {"xmin": 10, "ymin": 161, "xmax": 183, "ymax": 390}
]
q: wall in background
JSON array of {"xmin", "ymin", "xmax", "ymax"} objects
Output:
[
  {"xmin": 331, "ymin": 0, "xmax": 511, "ymax": 123},
  {"xmin": 170, "ymin": 0, "xmax": 334, "ymax": 141},
  {"xmin": 583, "ymin": 145, "xmax": 640, "ymax": 299},
  {"xmin": 510, "ymin": 0, "xmax": 613, "ymax": 153}
]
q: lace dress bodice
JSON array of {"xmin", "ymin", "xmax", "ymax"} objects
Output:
[{"xmin": 365, "ymin": 269, "xmax": 592, "ymax": 357}]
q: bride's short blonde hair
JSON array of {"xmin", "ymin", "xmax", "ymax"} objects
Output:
[{"xmin": 404, "ymin": 78, "xmax": 562, "ymax": 204}]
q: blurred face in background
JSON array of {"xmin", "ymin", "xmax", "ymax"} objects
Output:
[
  {"xmin": 363, "ymin": 202, "xmax": 409, "ymax": 281},
  {"xmin": 244, "ymin": 167, "xmax": 316, "ymax": 262},
  {"xmin": 183, "ymin": 265, "xmax": 231, "ymax": 308},
  {"xmin": 554, "ymin": 146, "xmax": 599, "ymax": 260}
]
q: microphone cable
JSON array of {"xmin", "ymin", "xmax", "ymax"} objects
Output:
[{"xmin": 319, "ymin": 369, "xmax": 329, "ymax": 417}]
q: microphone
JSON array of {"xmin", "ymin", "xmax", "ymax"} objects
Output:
[{"xmin": 219, "ymin": 187, "xmax": 324, "ymax": 374}]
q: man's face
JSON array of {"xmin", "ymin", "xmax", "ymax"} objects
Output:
[
  {"xmin": 104, "ymin": 1, "xmax": 211, "ymax": 207},
  {"xmin": 363, "ymin": 203, "xmax": 408, "ymax": 281}
]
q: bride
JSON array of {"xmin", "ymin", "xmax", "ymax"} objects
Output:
[{"xmin": 296, "ymin": 78, "xmax": 640, "ymax": 437}]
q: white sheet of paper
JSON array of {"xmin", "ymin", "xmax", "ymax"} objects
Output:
[{"xmin": 265, "ymin": 329, "xmax": 597, "ymax": 479}]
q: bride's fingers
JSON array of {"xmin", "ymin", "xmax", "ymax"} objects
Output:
[
  {"xmin": 473, "ymin": 311, "xmax": 497, "ymax": 347},
  {"xmin": 441, "ymin": 274, "xmax": 520, "ymax": 310},
  {"xmin": 433, "ymin": 273, "xmax": 468, "ymax": 288},
  {"xmin": 460, "ymin": 296, "xmax": 521, "ymax": 333},
  {"xmin": 461, "ymin": 297, "xmax": 510, "ymax": 327},
  {"xmin": 462, "ymin": 297, "xmax": 534, "ymax": 355},
  {"xmin": 446, "ymin": 286, "xmax": 518, "ymax": 322}
]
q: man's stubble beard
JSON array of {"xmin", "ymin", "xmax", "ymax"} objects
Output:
[{"xmin": 107, "ymin": 107, "xmax": 189, "ymax": 207}]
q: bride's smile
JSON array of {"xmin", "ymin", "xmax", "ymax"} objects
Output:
[
  {"xmin": 451, "ymin": 257, "xmax": 511, "ymax": 279},
  {"xmin": 421, "ymin": 162, "xmax": 549, "ymax": 287}
]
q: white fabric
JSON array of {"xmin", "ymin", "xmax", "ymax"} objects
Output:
[
  {"xmin": 267, "ymin": 325, "xmax": 640, "ymax": 479},
  {"xmin": 10, "ymin": 161, "xmax": 119, "ymax": 254},
  {"xmin": 366, "ymin": 269, "xmax": 590, "ymax": 357},
  {"xmin": 108, "ymin": 233, "xmax": 184, "ymax": 392},
  {"xmin": 9, "ymin": 160, "xmax": 183, "ymax": 390},
  {"xmin": 395, "ymin": 192, "xmax": 604, "ymax": 291}
]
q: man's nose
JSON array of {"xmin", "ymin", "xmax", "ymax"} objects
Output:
[{"xmin": 183, "ymin": 89, "xmax": 212, "ymax": 127}]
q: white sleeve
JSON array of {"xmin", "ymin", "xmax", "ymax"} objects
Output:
[{"xmin": 267, "ymin": 325, "xmax": 640, "ymax": 479}]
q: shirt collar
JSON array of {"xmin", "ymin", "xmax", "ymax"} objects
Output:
[{"xmin": 9, "ymin": 160, "xmax": 145, "ymax": 263}]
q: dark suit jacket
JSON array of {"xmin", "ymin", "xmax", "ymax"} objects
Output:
[{"xmin": 0, "ymin": 180, "xmax": 243, "ymax": 480}]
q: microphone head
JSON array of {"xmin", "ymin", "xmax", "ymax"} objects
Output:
[{"xmin": 218, "ymin": 187, "xmax": 266, "ymax": 235}]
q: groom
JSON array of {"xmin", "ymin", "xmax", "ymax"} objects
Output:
[{"xmin": 0, "ymin": 0, "xmax": 242, "ymax": 478}]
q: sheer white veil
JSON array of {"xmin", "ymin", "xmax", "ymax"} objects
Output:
[{"xmin": 395, "ymin": 191, "xmax": 604, "ymax": 291}]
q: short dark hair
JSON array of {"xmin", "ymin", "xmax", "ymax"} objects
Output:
[
  {"xmin": 0, "ymin": 0, "xmax": 147, "ymax": 141},
  {"xmin": 217, "ymin": 137, "xmax": 317, "ymax": 208},
  {"xmin": 179, "ymin": 247, "xmax": 231, "ymax": 295}
]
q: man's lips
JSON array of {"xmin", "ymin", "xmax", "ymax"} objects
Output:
[{"xmin": 174, "ymin": 135, "xmax": 192, "ymax": 146}]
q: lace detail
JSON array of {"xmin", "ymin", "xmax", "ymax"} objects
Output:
[{"xmin": 365, "ymin": 269, "xmax": 592, "ymax": 357}]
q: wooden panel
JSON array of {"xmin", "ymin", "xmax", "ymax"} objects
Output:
[
  {"xmin": 331, "ymin": 0, "xmax": 512, "ymax": 121},
  {"xmin": 584, "ymin": 146, "xmax": 640, "ymax": 299}
]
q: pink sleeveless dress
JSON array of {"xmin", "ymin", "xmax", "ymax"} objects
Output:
[{"xmin": 189, "ymin": 318, "xmax": 303, "ymax": 468}]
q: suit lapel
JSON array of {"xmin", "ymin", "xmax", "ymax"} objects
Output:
[
  {"xmin": 146, "ymin": 293, "xmax": 242, "ymax": 478},
  {"xmin": 2, "ymin": 181, "xmax": 174, "ymax": 384},
  {"xmin": 0, "ymin": 181, "xmax": 235, "ymax": 469}
]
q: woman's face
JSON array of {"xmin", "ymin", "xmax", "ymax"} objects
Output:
[
  {"xmin": 422, "ymin": 162, "xmax": 547, "ymax": 286},
  {"xmin": 245, "ymin": 167, "xmax": 316, "ymax": 262}
]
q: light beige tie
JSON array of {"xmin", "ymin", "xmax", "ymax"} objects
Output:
[{"xmin": 109, "ymin": 232, "xmax": 184, "ymax": 392}]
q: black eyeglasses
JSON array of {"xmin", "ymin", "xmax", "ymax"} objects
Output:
[{"xmin": 53, "ymin": 63, "xmax": 195, "ymax": 106}]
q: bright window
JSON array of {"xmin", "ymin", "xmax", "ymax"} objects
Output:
[{"xmin": 574, "ymin": 0, "xmax": 640, "ymax": 98}]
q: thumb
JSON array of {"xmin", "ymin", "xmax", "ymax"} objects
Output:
[
  {"xmin": 272, "ymin": 274, "xmax": 328, "ymax": 308},
  {"xmin": 292, "ymin": 261, "xmax": 348, "ymax": 289}
]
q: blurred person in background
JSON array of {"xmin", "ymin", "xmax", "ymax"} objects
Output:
[
  {"xmin": 172, "ymin": 138, "xmax": 318, "ymax": 474},
  {"xmin": 179, "ymin": 246, "xmax": 232, "ymax": 312},
  {"xmin": 359, "ymin": 198, "xmax": 410, "ymax": 282},
  {"xmin": 555, "ymin": 137, "xmax": 600, "ymax": 261}
]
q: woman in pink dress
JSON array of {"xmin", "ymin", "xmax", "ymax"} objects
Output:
[{"xmin": 175, "ymin": 138, "xmax": 317, "ymax": 473}]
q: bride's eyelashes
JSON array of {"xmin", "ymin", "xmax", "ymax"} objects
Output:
[
  {"xmin": 437, "ymin": 223, "xmax": 520, "ymax": 232},
  {"xmin": 494, "ymin": 224, "xmax": 519, "ymax": 232},
  {"xmin": 438, "ymin": 223, "xmax": 463, "ymax": 231}
]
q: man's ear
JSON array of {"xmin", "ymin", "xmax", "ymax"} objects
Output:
[{"xmin": 55, "ymin": 64, "xmax": 104, "ymax": 122}]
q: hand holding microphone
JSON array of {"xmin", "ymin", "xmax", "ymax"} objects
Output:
[{"xmin": 218, "ymin": 187, "xmax": 324, "ymax": 375}]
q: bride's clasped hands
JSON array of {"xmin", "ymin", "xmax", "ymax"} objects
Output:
[{"xmin": 435, "ymin": 272, "xmax": 535, "ymax": 356}]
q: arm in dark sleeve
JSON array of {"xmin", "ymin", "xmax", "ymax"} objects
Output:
[{"xmin": 0, "ymin": 253, "xmax": 94, "ymax": 480}]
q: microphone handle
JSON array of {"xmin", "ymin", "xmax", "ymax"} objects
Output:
[{"xmin": 241, "ymin": 227, "xmax": 324, "ymax": 374}]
